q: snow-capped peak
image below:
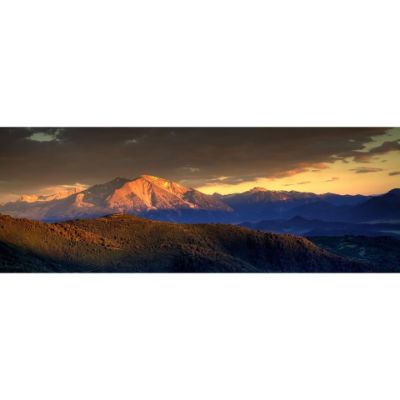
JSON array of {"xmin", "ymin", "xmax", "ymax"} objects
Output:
[{"xmin": 18, "ymin": 187, "xmax": 82, "ymax": 203}]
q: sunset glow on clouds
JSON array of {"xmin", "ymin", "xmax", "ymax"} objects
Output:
[
  {"xmin": 0, "ymin": 128, "xmax": 399, "ymax": 202},
  {"xmin": 197, "ymin": 128, "xmax": 400, "ymax": 195}
]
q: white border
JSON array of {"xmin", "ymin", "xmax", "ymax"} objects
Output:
[
  {"xmin": 1, "ymin": 274, "xmax": 400, "ymax": 400},
  {"xmin": 0, "ymin": 0, "xmax": 399, "ymax": 127}
]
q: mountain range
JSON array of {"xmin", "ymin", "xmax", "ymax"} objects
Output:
[
  {"xmin": 0, "ymin": 175, "xmax": 231, "ymax": 222},
  {"xmin": 0, "ymin": 174, "xmax": 399, "ymax": 226}
]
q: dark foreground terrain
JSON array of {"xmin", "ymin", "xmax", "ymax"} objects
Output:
[
  {"xmin": 0, "ymin": 213, "xmax": 379, "ymax": 273},
  {"xmin": 310, "ymin": 236, "xmax": 400, "ymax": 270},
  {"xmin": 241, "ymin": 216, "xmax": 400, "ymax": 238}
]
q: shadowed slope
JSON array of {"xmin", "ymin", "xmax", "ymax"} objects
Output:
[{"xmin": 0, "ymin": 214, "xmax": 370, "ymax": 272}]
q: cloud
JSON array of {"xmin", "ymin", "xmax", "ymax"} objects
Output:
[
  {"xmin": 267, "ymin": 163, "xmax": 329, "ymax": 180},
  {"xmin": 389, "ymin": 171, "xmax": 400, "ymax": 176},
  {"xmin": 0, "ymin": 127, "xmax": 394, "ymax": 200},
  {"xmin": 324, "ymin": 177, "xmax": 339, "ymax": 182},
  {"xmin": 203, "ymin": 176, "xmax": 247, "ymax": 185},
  {"xmin": 298, "ymin": 181, "xmax": 311, "ymax": 185},
  {"xmin": 350, "ymin": 167, "xmax": 383, "ymax": 174},
  {"xmin": 351, "ymin": 140, "xmax": 400, "ymax": 163},
  {"xmin": 40, "ymin": 183, "xmax": 88, "ymax": 194},
  {"xmin": 26, "ymin": 128, "xmax": 63, "ymax": 143},
  {"xmin": 182, "ymin": 167, "xmax": 200, "ymax": 173},
  {"xmin": 284, "ymin": 181, "xmax": 311, "ymax": 187},
  {"xmin": 125, "ymin": 138, "xmax": 138, "ymax": 144}
]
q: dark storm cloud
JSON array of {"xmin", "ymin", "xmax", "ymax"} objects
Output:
[{"xmin": 0, "ymin": 127, "xmax": 394, "ymax": 199}]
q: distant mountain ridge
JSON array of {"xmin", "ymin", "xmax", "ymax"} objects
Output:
[
  {"xmin": 346, "ymin": 188, "xmax": 400, "ymax": 221},
  {"xmin": 0, "ymin": 174, "xmax": 398, "ymax": 224},
  {"xmin": 215, "ymin": 187, "xmax": 375, "ymax": 222}
]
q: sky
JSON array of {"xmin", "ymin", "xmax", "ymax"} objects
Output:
[{"xmin": 0, "ymin": 127, "xmax": 399, "ymax": 203}]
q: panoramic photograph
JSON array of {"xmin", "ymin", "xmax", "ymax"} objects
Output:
[{"xmin": 0, "ymin": 127, "xmax": 399, "ymax": 272}]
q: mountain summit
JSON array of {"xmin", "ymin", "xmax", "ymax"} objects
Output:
[{"xmin": 105, "ymin": 174, "xmax": 231, "ymax": 213}]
